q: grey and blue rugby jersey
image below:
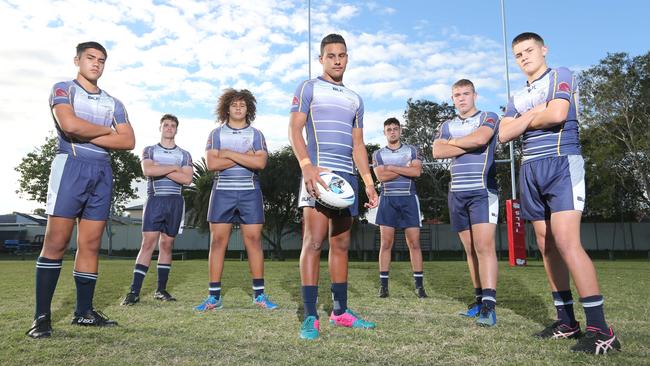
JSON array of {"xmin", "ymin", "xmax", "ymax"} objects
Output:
[
  {"xmin": 142, "ymin": 144, "xmax": 192, "ymax": 196},
  {"xmin": 49, "ymin": 80, "xmax": 130, "ymax": 163},
  {"xmin": 291, "ymin": 77, "xmax": 364, "ymax": 175},
  {"xmin": 504, "ymin": 67, "xmax": 581, "ymax": 163},
  {"xmin": 205, "ymin": 123, "xmax": 267, "ymax": 190},
  {"xmin": 436, "ymin": 111, "xmax": 499, "ymax": 192},
  {"xmin": 372, "ymin": 144, "xmax": 418, "ymax": 196}
]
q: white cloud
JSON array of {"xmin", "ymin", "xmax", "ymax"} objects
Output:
[{"xmin": 0, "ymin": 0, "xmax": 516, "ymax": 213}]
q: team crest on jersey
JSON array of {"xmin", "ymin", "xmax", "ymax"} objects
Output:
[
  {"xmin": 55, "ymin": 88, "xmax": 68, "ymax": 97},
  {"xmin": 292, "ymin": 96, "xmax": 299, "ymax": 105},
  {"xmin": 485, "ymin": 117, "xmax": 495, "ymax": 125},
  {"xmin": 557, "ymin": 82, "xmax": 571, "ymax": 92}
]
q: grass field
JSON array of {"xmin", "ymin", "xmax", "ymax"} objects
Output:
[{"xmin": 1, "ymin": 258, "xmax": 648, "ymax": 365}]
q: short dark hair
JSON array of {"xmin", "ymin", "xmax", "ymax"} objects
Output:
[
  {"xmin": 216, "ymin": 89, "xmax": 257, "ymax": 124},
  {"xmin": 76, "ymin": 41, "xmax": 107, "ymax": 59},
  {"xmin": 160, "ymin": 114, "xmax": 179, "ymax": 127},
  {"xmin": 383, "ymin": 117, "xmax": 400, "ymax": 127},
  {"xmin": 320, "ymin": 33, "xmax": 347, "ymax": 55},
  {"xmin": 452, "ymin": 79, "xmax": 475, "ymax": 93},
  {"xmin": 511, "ymin": 32, "xmax": 545, "ymax": 47}
]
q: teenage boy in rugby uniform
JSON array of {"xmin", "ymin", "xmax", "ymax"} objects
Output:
[
  {"xmin": 433, "ymin": 79, "xmax": 500, "ymax": 327},
  {"xmin": 373, "ymin": 118, "xmax": 427, "ymax": 299},
  {"xmin": 27, "ymin": 41, "xmax": 135, "ymax": 338},
  {"xmin": 195, "ymin": 89, "xmax": 278, "ymax": 311},
  {"xmin": 121, "ymin": 114, "xmax": 193, "ymax": 305},
  {"xmin": 499, "ymin": 32, "xmax": 620, "ymax": 354},
  {"xmin": 289, "ymin": 34, "xmax": 379, "ymax": 340}
]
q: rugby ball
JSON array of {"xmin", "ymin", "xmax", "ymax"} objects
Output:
[{"xmin": 316, "ymin": 172, "xmax": 355, "ymax": 209}]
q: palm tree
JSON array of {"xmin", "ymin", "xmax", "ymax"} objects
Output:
[{"xmin": 183, "ymin": 157, "xmax": 214, "ymax": 232}]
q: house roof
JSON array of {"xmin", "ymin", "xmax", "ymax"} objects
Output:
[{"xmin": 125, "ymin": 204, "xmax": 144, "ymax": 211}]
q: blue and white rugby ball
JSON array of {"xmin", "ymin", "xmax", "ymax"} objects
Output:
[{"xmin": 316, "ymin": 172, "xmax": 355, "ymax": 209}]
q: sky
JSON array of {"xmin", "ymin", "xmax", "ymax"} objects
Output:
[{"xmin": 0, "ymin": 0, "xmax": 648, "ymax": 214}]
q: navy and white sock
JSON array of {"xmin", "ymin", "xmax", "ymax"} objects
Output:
[
  {"xmin": 552, "ymin": 290, "xmax": 577, "ymax": 326},
  {"xmin": 73, "ymin": 270, "xmax": 98, "ymax": 315},
  {"xmin": 252, "ymin": 278, "xmax": 265, "ymax": 299},
  {"xmin": 209, "ymin": 282, "xmax": 221, "ymax": 299},
  {"xmin": 474, "ymin": 287, "xmax": 483, "ymax": 304},
  {"xmin": 482, "ymin": 288, "xmax": 497, "ymax": 310},
  {"xmin": 35, "ymin": 257, "xmax": 63, "ymax": 317},
  {"xmin": 413, "ymin": 271, "xmax": 424, "ymax": 288},
  {"xmin": 380, "ymin": 271, "xmax": 389, "ymax": 288},
  {"xmin": 130, "ymin": 264, "xmax": 148, "ymax": 295},
  {"xmin": 156, "ymin": 263, "xmax": 171, "ymax": 292},
  {"xmin": 580, "ymin": 295, "xmax": 608, "ymax": 331},
  {"xmin": 331, "ymin": 283, "xmax": 348, "ymax": 316},
  {"xmin": 302, "ymin": 285, "xmax": 318, "ymax": 318}
]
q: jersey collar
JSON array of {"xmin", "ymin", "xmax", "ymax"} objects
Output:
[
  {"xmin": 457, "ymin": 110, "xmax": 482, "ymax": 122},
  {"xmin": 526, "ymin": 68, "xmax": 552, "ymax": 87},
  {"xmin": 386, "ymin": 142, "xmax": 403, "ymax": 152},
  {"xmin": 157, "ymin": 143, "xmax": 177, "ymax": 150},
  {"xmin": 73, "ymin": 79, "xmax": 101, "ymax": 95}
]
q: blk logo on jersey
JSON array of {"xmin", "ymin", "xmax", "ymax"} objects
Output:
[{"xmin": 557, "ymin": 82, "xmax": 571, "ymax": 93}]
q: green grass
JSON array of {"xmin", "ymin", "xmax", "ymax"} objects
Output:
[{"xmin": 1, "ymin": 258, "xmax": 648, "ymax": 365}]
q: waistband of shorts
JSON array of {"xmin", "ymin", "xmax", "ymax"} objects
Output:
[
  {"xmin": 57, "ymin": 153, "xmax": 112, "ymax": 167},
  {"xmin": 449, "ymin": 187, "xmax": 497, "ymax": 195},
  {"xmin": 148, "ymin": 193, "xmax": 184, "ymax": 199},
  {"xmin": 521, "ymin": 153, "xmax": 582, "ymax": 165}
]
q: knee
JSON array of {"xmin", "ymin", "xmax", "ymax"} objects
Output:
[
  {"xmin": 158, "ymin": 239, "xmax": 174, "ymax": 253},
  {"xmin": 210, "ymin": 236, "xmax": 228, "ymax": 250},
  {"xmin": 42, "ymin": 238, "xmax": 68, "ymax": 256},
  {"xmin": 406, "ymin": 241, "xmax": 421, "ymax": 252},
  {"xmin": 329, "ymin": 239, "xmax": 349, "ymax": 252},
  {"xmin": 141, "ymin": 238, "xmax": 157, "ymax": 252},
  {"xmin": 473, "ymin": 240, "xmax": 494, "ymax": 256},
  {"xmin": 461, "ymin": 243, "xmax": 474, "ymax": 257},
  {"xmin": 380, "ymin": 241, "xmax": 394, "ymax": 252},
  {"xmin": 304, "ymin": 240, "xmax": 324, "ymax": 252},
  {"xmin": 536, "ymin": 236, "xmax": 555, "ymax": 256},
  {"xmin": 76, "ymin": 242, "xmax": 100, "ymax": 254},
  {"xmin": 243, "ymin": 233, "xmax": 261, "ymax": 246}
]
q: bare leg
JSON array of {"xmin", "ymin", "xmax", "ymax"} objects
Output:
[
  {"xmin": 241, "ymin": 224, "xmax": 265, "ymax": 279},
  {"xmin": 532, "ymin": 220, "xmax": 570, "ymax": 292},
  {"xmin": 299, "ymin": 207, "xmax": 329, "ymax": 286},
  {"xmin": 378, "ymin": 225, "xmax": 395, "ymax": 272},
  {"xmin": 470, "ymin": 223, "xmax": 498, "ymax": 290},
  {"xmin": 404, "ymin": 227, "xmax": 423, "ymax": 272},
  {"xmin": 458, "ymin": 229, "xmax": 481, "ymax": 289},
  {"xmin": 135, "ymin": 232, "xmax": 161, "ymax": 267},
  {"xmin": 208, "ymin": 223, "xmax": 232, "ymax": 283}
]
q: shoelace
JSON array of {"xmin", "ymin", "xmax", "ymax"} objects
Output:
[
  {"xmin": 302, "ymin": 317, "xmax": 316, "ymax": 329},
  {"xmin": 92, "ymin": 309, "xmax": 110, "ymax": 321}
]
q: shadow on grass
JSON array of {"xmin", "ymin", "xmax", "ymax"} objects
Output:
[
  {"xmin": 428, "ymin": 263, "xmax": 552, "ymax": 325},
  {"xmin": 276, "ymin": 262, "xmax": 333, "ymax": 322}
]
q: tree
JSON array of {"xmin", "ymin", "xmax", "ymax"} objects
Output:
[
  {"xmin": 259, "ymin": 146, "xmax": 302, "ymax": 259},
  {"xmin": 579, "ymin": 52, "xmax": 650, "ymax": 220},
  {"xmin": 183, "ymin": 157, "xmax": 214, "ymax": 232},
  {"xmin": 401, "ymin": 98, "xmax": 456, "ymax": 220},
  {"xmin": 15, "ymin": 134, "xmax": 143, "ymax": 214}
]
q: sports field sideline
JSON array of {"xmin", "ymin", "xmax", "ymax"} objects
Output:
[{"xmin": 1, "ymin": 259, "xmax": 648, "ymax": 365}]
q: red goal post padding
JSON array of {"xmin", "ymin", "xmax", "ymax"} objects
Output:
[{"xmin": 506, "ymin": 199, "xmax": 527, "ymax": 266}]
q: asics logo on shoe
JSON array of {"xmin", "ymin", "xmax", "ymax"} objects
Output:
[{"xmin": 596, "ymin": 337, "xmax": 617, "ymax": 354}]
